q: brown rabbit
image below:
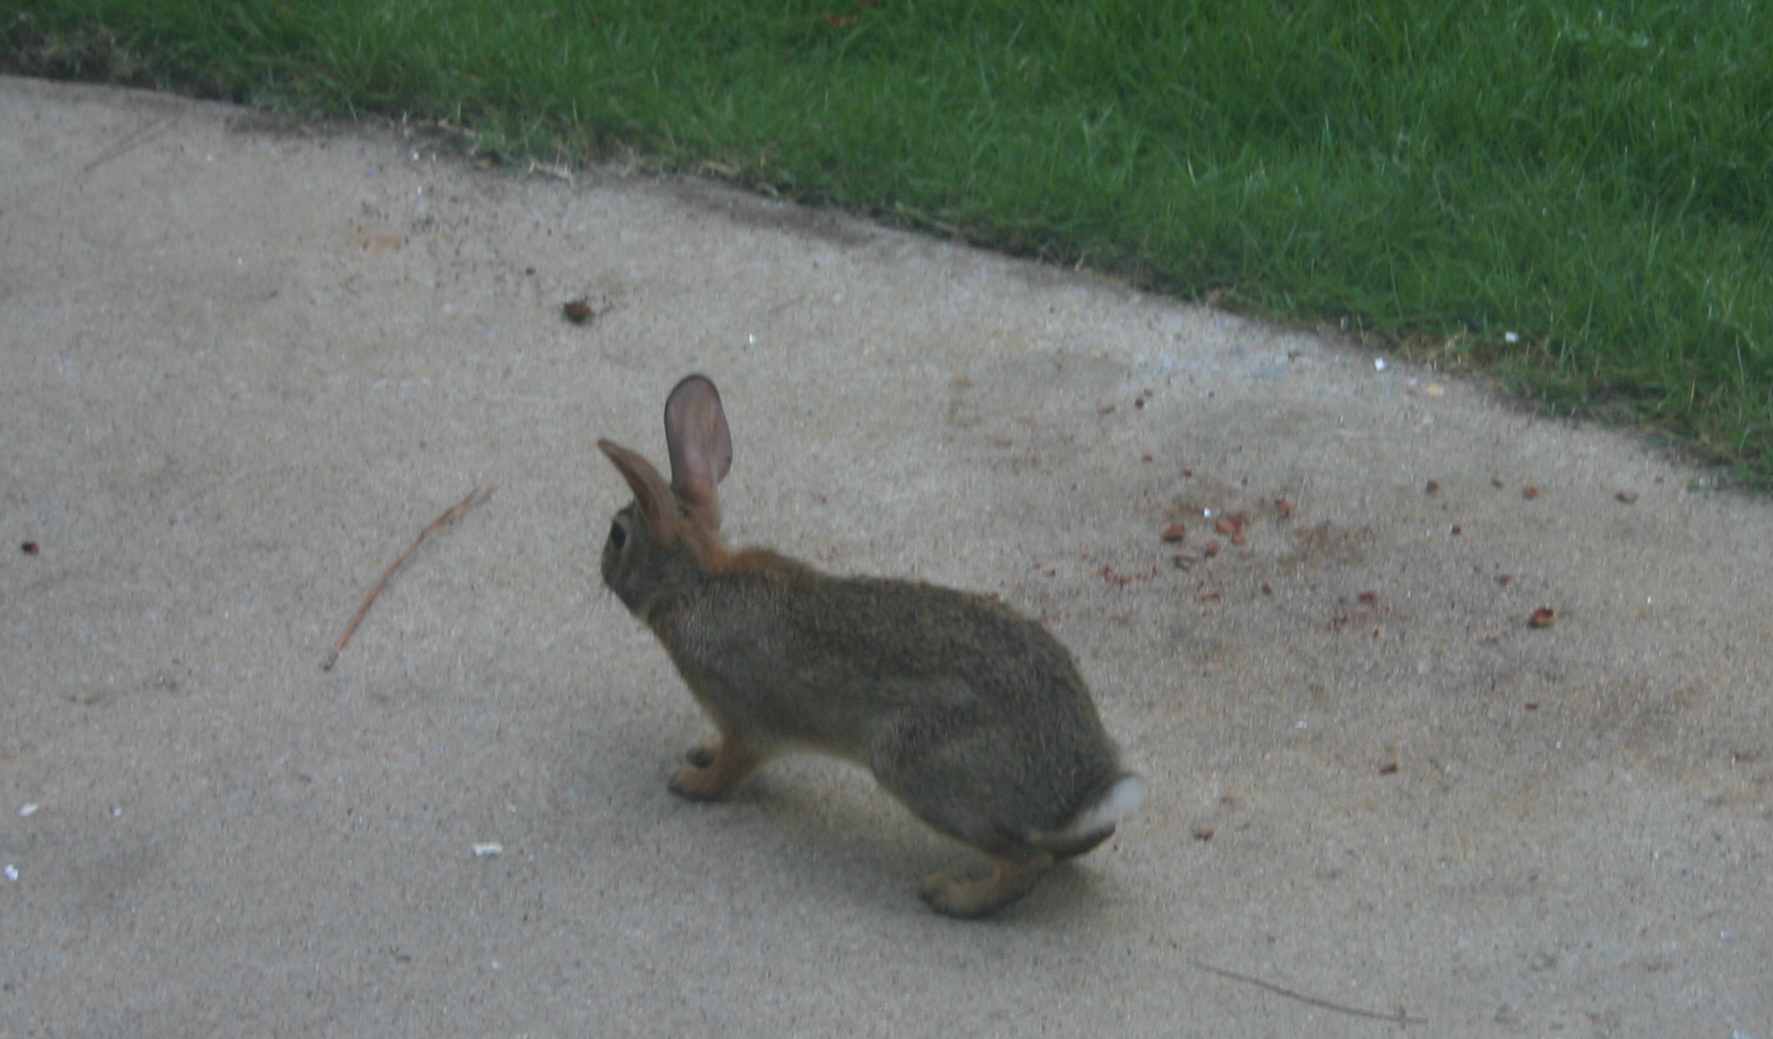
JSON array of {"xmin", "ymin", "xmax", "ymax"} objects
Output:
[{"xmin": 597, "ymin": 374, "xmax": 1143, "ymax": 918}]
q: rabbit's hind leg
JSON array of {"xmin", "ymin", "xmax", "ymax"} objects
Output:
[
  {"xmin": 919, "ymin": 852, "xmax": 1053, "ymax": 919},
  {"xmin": 669, "ymin": 733, "xmax": 761, "ymax": 801},
  {"xmin": 868, "ymin": 716, "xmax": 1053, "ymax": 916}
]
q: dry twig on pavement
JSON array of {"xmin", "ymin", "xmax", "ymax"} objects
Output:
[
  {"xmin": 1190, "ymin": 960, "xmax": 1427, "ymax": 1027},
  {"xmin": 322, "ymin": 484, "xmax": 495, "ymax": 671}
]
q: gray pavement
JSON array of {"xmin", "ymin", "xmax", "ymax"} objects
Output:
[{"xmin": 2, "ymin": 76, "xmax": 1768, "ymax": 1037}]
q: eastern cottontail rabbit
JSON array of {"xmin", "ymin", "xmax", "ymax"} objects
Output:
[{"xmin": 597, "ymin": 374, "xmax": 1144, "ymax": 918}]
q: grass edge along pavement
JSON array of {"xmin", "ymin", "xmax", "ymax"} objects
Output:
[{"xmin": 6, "ymin": 1, "xmax": 1770, "ymax": 488}]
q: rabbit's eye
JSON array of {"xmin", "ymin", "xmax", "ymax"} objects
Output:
[{"xmin": 608, "ymin": 519, "xmax": 627, "ymax": 549}]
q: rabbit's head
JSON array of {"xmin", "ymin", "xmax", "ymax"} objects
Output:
[{"xmin": 597, "ymin": 375, "xmax": 734, "ymax": 613}]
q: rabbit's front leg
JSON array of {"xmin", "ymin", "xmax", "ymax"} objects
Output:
[{"xmin": 669, "ymin": 733, "xmax": 760, "ymax": 801}]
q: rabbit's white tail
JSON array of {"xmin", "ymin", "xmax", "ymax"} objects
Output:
[
  {"xmin": 1065, "ymin": 774, "xmax": 1146, "ymax": 838},
  {"xmin": 1026, "ymin": 774, "xmax": 1146, "ymax": 856}
]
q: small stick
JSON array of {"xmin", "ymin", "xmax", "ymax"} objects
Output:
[
  {"xmin": 322, "ymin": 484, "xmax": 495, "ymax": 671},
  {"xmin": 1190, "ymin": 960, "xmax": 1426, "ymax": 1027}
]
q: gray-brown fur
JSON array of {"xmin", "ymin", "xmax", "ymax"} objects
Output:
[{"xmin": 597, "ymin": 374, "xmax": 1143, "ymax": 918}]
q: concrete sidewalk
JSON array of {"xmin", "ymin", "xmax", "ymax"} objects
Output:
[{"xmin": 2, "ymin": 76, "xmax": 1767, "ymax": 1037}]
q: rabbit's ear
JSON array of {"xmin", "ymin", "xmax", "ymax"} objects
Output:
[
  {"xmin": 597, "ymin": 439, "xmax": 678, "ymax": 542},
  {"xmin": 663, "ymin": 374, "xmax": 732, "ymax": 531}
]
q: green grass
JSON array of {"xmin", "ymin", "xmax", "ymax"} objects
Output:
[{"xmin": 7, "ymin": 1, "xmax": 1772, "ymax": 484}]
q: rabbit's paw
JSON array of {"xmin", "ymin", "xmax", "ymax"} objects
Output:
[
  {"xmin": 918, "ymin": 855, "xmax": 1052, "ymax": 919},
  {"xmin": 667, "ymin": 742, "xmax": 759, "ymax": 802},
  {"xmin": 669, "ymin": 764, "xmax": 728, "ymax": 801},
  {"xmin": 684, "ymin": 742, "xmax": 717, "ymax": 768}
]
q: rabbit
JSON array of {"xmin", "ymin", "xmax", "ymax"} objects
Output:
[{"xmin": 596, "ymin": 373, "xmax": 1144, "ymax": 918}]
